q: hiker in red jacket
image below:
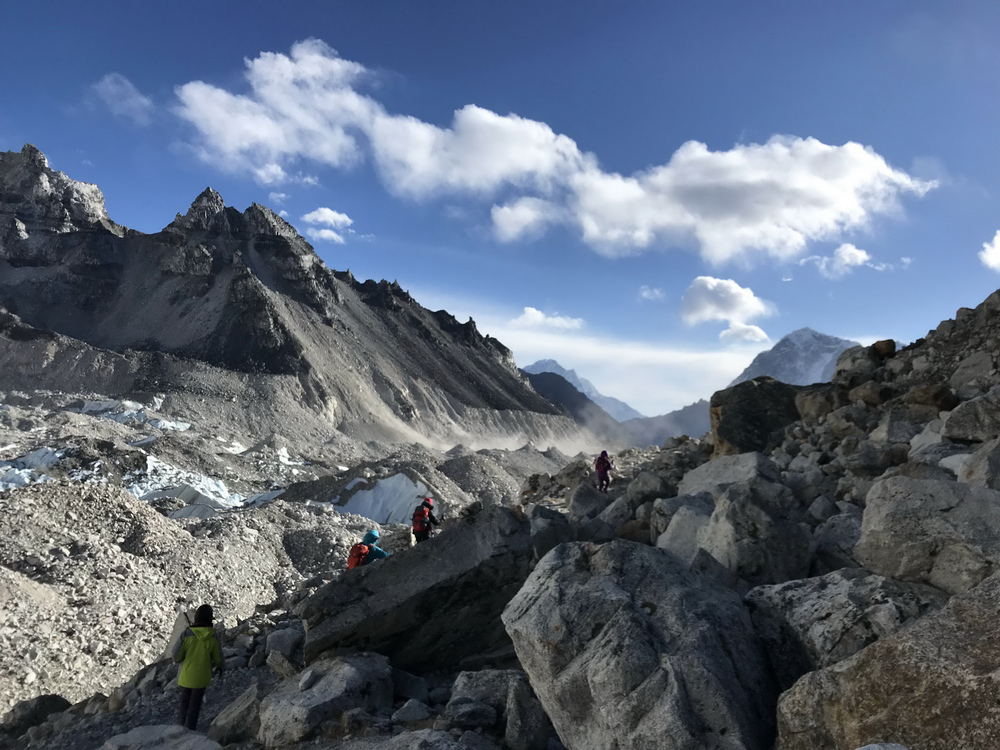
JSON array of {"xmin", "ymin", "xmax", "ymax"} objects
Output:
[
  {"xmin": 412, "ymin": 497, "xmax": 440, "ymax": 543},
  {"xmin": 595, "ymin": 450, "xmax": 614, "ymax": 493}
]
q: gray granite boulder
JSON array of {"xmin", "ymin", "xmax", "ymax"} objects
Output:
[{"xmin": 502, "ymin": 540, "xmax": 777, "ymax": 750}]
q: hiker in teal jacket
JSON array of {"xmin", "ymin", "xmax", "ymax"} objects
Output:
[{"xmin": 171, "ymin": 604, "xmax": 223, "ymax": 730}]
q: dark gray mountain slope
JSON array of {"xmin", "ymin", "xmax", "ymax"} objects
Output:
[
  {"xmin": 522, "ymin": 370, "xmax": 623, "ymax": 444},
  {"xmin": 0, "ymin": 145, "xmax": 592, "ymax": 451},
  {"xmin": 523, "ymin": 358, "xmax": 645, "ymax": 421}
]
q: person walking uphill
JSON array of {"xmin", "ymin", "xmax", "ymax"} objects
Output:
[
  {"xmin": 172, "ymin": 604, "xmax": 223, "ymax": 731},
  {"xmin": 412, "ymin": 497, "xmax": 440, "ymax": 543},
  {"xmin": 347, "ymin": 529, "xmax": 391, "ymax": 569},
  {"xmin": 595, "ymin": 450, "xmax": 614, "ymax": 493}
]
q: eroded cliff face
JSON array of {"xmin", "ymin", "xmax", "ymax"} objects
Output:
[{"xmin": 0, "ymin": 145, "xmax": 590, "ymax": 451}]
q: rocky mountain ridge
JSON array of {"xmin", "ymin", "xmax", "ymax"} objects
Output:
[
  {"xmin": 0, "ymin": 144, "xmax": 593, "ymax": 454},
  {"xmin": 521, "ymin": 360, "xmax": 644, "ymax": 421},
  {"xmin": 729, "ymin": 327, "xmax": 859, "ymax": 387},
  {"xmin": 6, "ymin": 145, "xmax": 1000, "ymax": 750}
]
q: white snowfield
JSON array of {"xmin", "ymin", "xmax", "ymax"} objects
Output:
[
  {"xmin": 335, "ymin": 473, "xmax": 430, "ymax": 524},
  {"xmin": 77, "ymin": 399, "xmax": 191, "ymax": 432},
  {"xmin": 0, "ymin": 446, "xmax": 65, "ymax": 491}
]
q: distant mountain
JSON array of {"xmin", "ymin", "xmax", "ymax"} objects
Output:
[
  {"xmin": 619, "ymin": 399, "xmax": 711, "ymax": 447},
  {"xmin": 0, "ymin": 144, "xmax": 590, "ymax": 451},
  {"xmin": 523, "ymin": 359, "xmax": 645, "ymax": 421},
  {"xmin": 522, "ymin": 371, "xmax": 623, "ymax": 444},
  {"xmin": 729, "ymin": 328, "xmax": 860, "ymax": 387},
  {"xmin": 620, "ymin": 328, "xmax": 861, "ymax": 447}
]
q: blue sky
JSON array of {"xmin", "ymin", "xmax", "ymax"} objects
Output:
[{"xmin": 3, "ymin": 1, "xmax": 1000, "ymax": 415}]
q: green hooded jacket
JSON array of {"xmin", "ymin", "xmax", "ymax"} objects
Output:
[{"xmin": 172, "ymin": 626, "xmax": 223, "ymax": 689}]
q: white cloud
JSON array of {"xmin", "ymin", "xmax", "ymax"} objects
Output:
[
  {"xmin": 681, "ymin": 276, "xmax": 775, "ymax": 342},
  {"xmin": 979, "ymin": 231, "xmax": 1000, "ymax": 272},
  {"xmin": 174, "ymin": 40, "xmax": 935, "ymax": 263},
  {"xmin": 719, "ymin": 321, "xmax": 770, "ymax": 343},
  {"xmin": 268, "ymin": 192, "xmax": 288, "ymax": 205},
  {"xmin": 509, "ymin": 307, "xmax": 584, "ymax": 330},
  {"xmin": 306, "ymin": 227, "xmax": 346, "ymax": 244},
  {"xmin": 800, "ymin": 243, "xmax": 900, "ymax": 278},
  {"xmin": 638, "ymin": 285, "xmax": 664, "ymax": 301},
  {"xmin": 93, "ymin": 73, "xmax": 154, "ymax": 126},
  {"xmin": 901, "ymin": 256, "xmax": 913, "ymax": 268},
  {"xmin": 302, "ymin": 207, "xmax": 353, "ymax": 229},
  {"xmin": 492, "ymin": 197, "xmax": 563, "ymax": 242},
  {"xmin": 408, "ymin": 286, "xmax": 769, "ymax": 416}
]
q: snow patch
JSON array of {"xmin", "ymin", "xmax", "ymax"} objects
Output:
[
  {"xmin": 334, "ymin": 473, "xmax": 428, "ymax": 524},
  {"xmin": 76, "ymin": 400, "xmax": 191, "ymax": 431},
  {"xmin": 125, "ymin": 455, "xmax": 245, "ymax": 509}
]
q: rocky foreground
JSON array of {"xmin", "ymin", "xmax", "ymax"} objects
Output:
[{"xmin": 7, "ymin": 290, "xmax": 1000, "ymax": 749}]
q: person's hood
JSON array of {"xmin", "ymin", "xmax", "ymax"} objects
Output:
[
  {"xmin": 363, "ymin": 531, "xmax": 379, "ymax": 545},
  {"xmin": 189, "ymin": 626, "xmax": 215, "ymax": 641}
]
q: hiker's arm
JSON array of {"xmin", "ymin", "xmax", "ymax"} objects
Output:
[
  {"xmin": 212, "ymin": 634, "xmax": 224, "ymax": 672},
  {"xmin": 369, "ymin": 546, "xmax": 390, "ymax": 560},
  {"xmin": 172, "ymin": 629, "xmax": 190, "ymax": 663}
]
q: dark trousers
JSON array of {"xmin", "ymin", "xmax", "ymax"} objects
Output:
[
  {"xmin": 178, "ymin": 687, "xmax": 206, "ymax": 730},
  {"xmin": 414, "ymin": 529, "xmax": 431, "ymax": 543}
]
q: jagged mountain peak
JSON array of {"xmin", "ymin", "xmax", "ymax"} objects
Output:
[
  {"xmin": 729, "ymin": 327, "xmax": 860, "ymax": 387},
  {"xmin": 523, "ymin": 359, "xmax": 645, "ymax": 421},
  {"xmin": 0, "ymin": 144, "xmax": 110, "ymax": 232}
]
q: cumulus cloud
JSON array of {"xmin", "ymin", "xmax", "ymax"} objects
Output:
[
  {"xmin": 174, "ymin": 40, "xmax": 935, "ymax": 263},
  {"xmin": 409, "ymin": 286, "xmax": 770, "ymax": 416},
  {"xmin": 302, "ymin": 207, "xmax": 353, "ymax": 228},
  {"xmin": 638, "ymin": 285, "xmax": 664, "ymax": 301},
  {"xmin": 93, "ymin": 73, "xmax": 154, "ymax": 126},
  {"xmin": 491, "ymin": 197, "xmax": 563, "ymax": 242},
  {"xmin": 980, "ymin": 231, "xmax": 1000, "ymax": 272},
  {"xmin": 268, "ymin": 192, "xmax": 288, "ymax": 205},
  {"xmin": 800, "ymin": 243, "xmax": 875, "ymax": 279},
  {"xmin": 681, "ymin": 276, "xmax": 775, "ymax": 342},
  {"xmin": 306, "ymin": 228, "xmax": 346, "ymax": 244},
  {"xmin": 509, "ymin": 307, "xmax": 584, "ymax": 330},
  {"xmin": 301, "ymin": 206, "xmax": 353, "ymax": 243}
]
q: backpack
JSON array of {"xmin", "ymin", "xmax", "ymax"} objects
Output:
[
  {"xmin": 412, "ymin": 505, "xmax": 429, "ymax": 532},
  {"xmin": 347, "ymin": 543, "xmax": 370, "ymax": 569},
  {"xmin": 596, "ymin": 456, "xmax": 611, "ymax": 473}
]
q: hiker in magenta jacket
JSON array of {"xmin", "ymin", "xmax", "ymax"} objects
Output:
[{"xmin": 171, "ymin": 604, "xmax": 223, "ymax": 730}]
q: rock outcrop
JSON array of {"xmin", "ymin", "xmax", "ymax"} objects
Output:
[
  {"xmin": 777, "ymin": 572, "xmax": 1000, "ymax": 750},
  {"xmin": 297, "ymin": 506, "xmax": 532, "ymax": 670},
  {"xmin": 502, "ymin": 540, "xmax": 777, "ymax": 750},
  {"xmin": 710, "ymin": 377, "xmax": 801, "ymax": 456}
]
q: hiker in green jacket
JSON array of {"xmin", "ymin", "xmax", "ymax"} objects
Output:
[{"xmin": 171, "ymin": 604, "xmax": 223, "ymax": 731}]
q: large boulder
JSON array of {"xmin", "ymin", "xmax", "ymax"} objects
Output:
[
  {"xmin": 207, "ymin": 683, "xmax": 261, "ymax": 744},
  {"xmin": 776, "ymin": 572, "xmax": 1000, "ymax": 750},
  {"xmin": 502, "ymin": 540, "xmax": 777, "ymax": 750},
  {"xmin": 297, "ymin": 507, "xmax": 532, "ymax": 669},
  {"xmin": 710, "ymin": 377, "xmax": 801, "ymax": 456},
  {"xmin": 854, "ymin": 476, "xmax": 1000, "ymax": 594},
  {"xmin": 567, "ymin": 483, "xmax": 610, "ymax": 520},
  {"xmin": 959, "ymin": 437, "xmax": 1000, "ymax": 490},
  {"xmin": 526, "ymin": 504, "xmax": 573, "ymax": 561},
  {"xmin": 696, "ymin": 480, "xmax": 813, "ymax": 585},
  {"xmin": 257, "ymin": 653, "xmax": 393, "ymax": 746},
  {"xmin": 942, "ymin": 385, "xmax": 1000, "ymax": 442},
  {"xmin": 678, "ymin": 452, "xmax": 779, "ymax": 496},
  {"xmin": 745, "ymin": 568, "xmax": 948, "ymax": 689},
  {"xmin": 648, "ymin": 492, "xmax": 714, "ymax": 542},
  {"xmin": 97, "ymin": 725, "xmax": 221, "ymax": 750},
  {"xmin": 1, "ymin": 693, "xmax": 71, "ymax": 740},
  {"xmin": 443, "ymin": 670, "xmax": 551, "ymax": 750}
]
